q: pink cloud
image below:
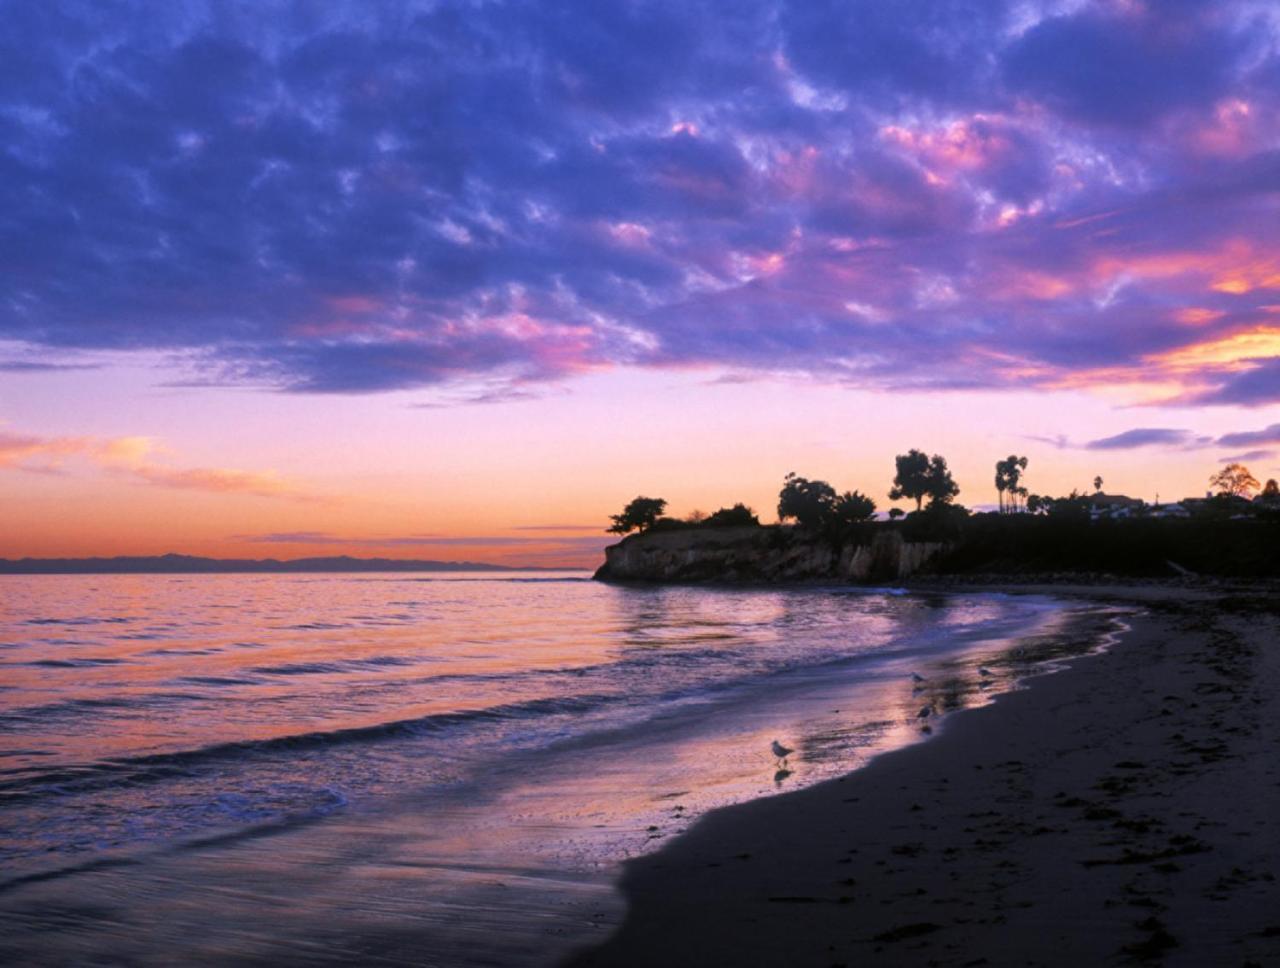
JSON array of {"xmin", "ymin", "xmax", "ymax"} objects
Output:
[{"xmin": 0, "ymin": 427, "xmax": 317, "ymax": 501}]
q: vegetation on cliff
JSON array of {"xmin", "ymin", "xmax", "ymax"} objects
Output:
[{"xmin": 601, "ymin": 451, "xmax": 1280, "ymax": 581}]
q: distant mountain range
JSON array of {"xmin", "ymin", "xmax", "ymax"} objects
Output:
[{"xmin": 0, "ymin": 554, "xmax": 543, "ymax": 575}]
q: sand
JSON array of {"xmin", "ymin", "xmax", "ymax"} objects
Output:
[{"xmin": 567, "ymin": 586, "xmax": 1280, "ymax": 967}]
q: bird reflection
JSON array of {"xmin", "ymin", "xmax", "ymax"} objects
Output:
[{"xmin": 773, "ymin": 767, "xmax": 793, "ymax": 787}]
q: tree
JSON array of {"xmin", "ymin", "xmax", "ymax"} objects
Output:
[
  {"xmin": 778, "ymin": 473, "xmax": 837, "ymax": 528},
  {"xmin": 704, "ymin": 503, "xmax": 759, "ymax": 527},
  {"xmin": 1261, "ymin": 479, "xmax": 1280, "ymax": 504},
  {"xmin": 607, "ymin": 496, "xmax": 667, "ymax": 535},
  {"xmin": 1093, "ymin": 475, "xmax": 1103, "ymax": 493},
  {"xmin": 995, "ymin": 455, "xmax": 1029, "ymax": 513},
  {"xmin": 888, "ymin": 450, "xmax": 932, "ymax": 512},
  {"xmin": 925, "ymin": 454, "xmax": 960, "ymax": 508},
  {"xmin": 1030, "ymin": 491, "xmax": 1090, "ymax": 520},
  {"xmin": 888, "ymin": 507, "xmax": 905, "ymax": 520},
  {"xmin": 1210, "ymin": 463, "xmax": 1259, "ymax": 498},
  {"xmin": 833, "ymin": 490, "xmax": 877, "ymax": 524}
]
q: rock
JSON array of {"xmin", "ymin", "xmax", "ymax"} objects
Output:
[{"xmin": 593, "ymin": 526, "xmax": 949, "ymax": 584}]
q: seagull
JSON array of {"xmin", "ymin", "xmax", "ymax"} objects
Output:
[
  {"xmin": 910, "ymin": 672, "xmax": 927, "ymax": 683},
  {"xmin": 771, "ymin": 739, "xmax": 794, "ymax": 764},
  {"xmin": 979, "ymin": 667, "xmax": 993, "ymax": 677},
  {"xmin": 917, "ymin": 705, "xmax": 934, "ymax": 719}
]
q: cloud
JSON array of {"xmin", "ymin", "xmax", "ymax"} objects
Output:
[
  {"xmin": 0, "ymin": 360, "xmax": 100, "ymax": 372},
  {"xmin": 0, "ymin": 427, "xmax": 314, "ymax": 500},
  {"xmin": 1187, "ymin": 359, "xmax": 1280, "ymax": 406},
  {"xmin": 509, "ymin": 524, "xmax": 602, "ymax": 532},
  {"xmin": 233, "ymin": 530, "xmax": 609, "ymax": 564},
  {"xmin": 1220, "ymin": 449, "xmax": 1277, "ymax": 463},
  {"xmin": 1216, "ymin": 423, "xmax": 1280, "ymax": 448},
  {"xmin": 1084, "ymin": 428, "xmax": 1212, "ymax": 450},
  {"xmin": 0, "ymin": 1, "xmax": 1277, "ymax": 403},
  {"xmin": 0, "ymin": 430, "xmax": 94, "ymax": 467},
  {"xmin": 238, "ymin": 531, "xmax": 606, "ymax": 549},
  {"xmin": 1001, "ymin": 5, "xmax": 1248, "ymax": 126},
  {"xmin": 235, "ymin": 532, "xmax": 334, "ymax": 545}
]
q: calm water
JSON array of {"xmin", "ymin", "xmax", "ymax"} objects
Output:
[{"xmin": 0, "ymin": 573, "xmax": 1120, "ymax": 965}]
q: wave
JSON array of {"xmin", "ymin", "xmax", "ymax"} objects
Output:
[
  {"xmin": 249, "ymin": 655, "xmax": 419, "ymax": 677},
  {"xmin": 0, "ymin": 693, "xmax": 617, "ymax": 807},
  {"xmin": 25, "ymin": 657, "xmax": 128, "ymax": 668},
  {"xmin": 23, "ymin": 616, "xmax": 132, "ymax": 626}
]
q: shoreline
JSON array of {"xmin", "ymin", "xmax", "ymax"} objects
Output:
[{"xmin": 567, "ymin": 584, "xmax": 1280, "ymax": 967}]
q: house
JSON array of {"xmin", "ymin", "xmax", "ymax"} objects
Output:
[
  {"xmin": 1149, "ymin": 502, "xmax": 1190, "ymax": 519},
  {"xmin": 1088, "ymin": 492, "xmax": 1144, "ymax": 521}
]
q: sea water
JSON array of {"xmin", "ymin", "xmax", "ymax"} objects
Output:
[{"xmin": 0, "ymin": 573, "xmax": 1119, "ymax": 965}]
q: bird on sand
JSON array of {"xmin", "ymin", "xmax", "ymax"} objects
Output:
[
  {"xmin": 771, "ymin": 739, "xmax": 794, "ymax": 763},
  {"xmin": 910, "ymin": 672, "xmax": 927, "ymax": 683},
  {"xmin": 917, "ymin": 704, "xmax": 934, "ymax": 719},
  {"xmin": 979, "ymin": 667, "xmax": 993, "ymax": 677}
]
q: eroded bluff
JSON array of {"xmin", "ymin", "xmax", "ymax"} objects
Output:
[{"xmin": 593, "ymin": 526, "xmax": 946, "ymax": 584}]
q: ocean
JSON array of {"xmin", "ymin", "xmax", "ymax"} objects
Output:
[{"xmin": 0, "ymin": 573, "xmax": 1120, "ymax": 965}]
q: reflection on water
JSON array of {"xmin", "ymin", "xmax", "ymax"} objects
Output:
[{"xmin": 0, "ymin": 573, "xmax": 1122, "ymax": 965}]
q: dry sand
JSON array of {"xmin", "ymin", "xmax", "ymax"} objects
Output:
[{"xmin": 567, "ymin": 586, "xmax": 1280, "ymax": 967}]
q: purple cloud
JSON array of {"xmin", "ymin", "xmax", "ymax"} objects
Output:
[
  {"xmin": 236, "ymin": 531, "xmax": 608, "ymax": 551},
  {"xmin": 1216, "ymin": 423, "xmax": 1280, "ymax": 448},
  {"xmin": 1084, "ymin": 428, "xmax": 1211, "ymax": 450},
  {"xmin": 0, "ymin": 1, "xmax": 1278, "ymax": 401},
  {"xmin": 1002, "ymin": 4, "xmax": 1248, "ymax": 126},
  {"xmin": 1190, "ymin": 361, "xmax": 1280, "ymax": 407},
  {"xmin": 1220, "ymin": 449, "xmax": 1277, "ymax": 463}
]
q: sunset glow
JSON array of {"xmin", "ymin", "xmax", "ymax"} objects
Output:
[{"xmin": 3, "ymin": 0, "xmax": 1279, "ymax": 566}]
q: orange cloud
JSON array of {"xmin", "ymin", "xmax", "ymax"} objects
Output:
[
  {"xmin": 1210, "ymin": 260, "xmax": 1280, "ymax": 295},
  {"xmin": 126, "ymin": 464, "xmax": 302, "ymax": 498},
  {"xmin": 0, "ymin": 426, "xmax": 317, "ymax": 501},
  {"xmin": 0, "ymin": 431, "xmax": 92, "ymax": 468},
  {"xmin": 1148, "ymin": 325, "xmax": 1280, "ymax": 370}
]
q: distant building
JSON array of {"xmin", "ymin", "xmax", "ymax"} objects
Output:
[
  {"xmin": 1149, "ymin": 503, "xmax": 1189, "ymax": 519},
  {"xmin": 1088, "ymin": 492, "xmax": 1143, "ymax": 521}
]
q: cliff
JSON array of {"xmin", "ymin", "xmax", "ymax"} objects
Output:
[{"xmin": 593, "ymin": 525, "xmax": 947, "ymax": 584}]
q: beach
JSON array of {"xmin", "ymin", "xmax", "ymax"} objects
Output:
[{"xmin": 569, "ymin": 585, "xmax": 1280, "ymax": 967}]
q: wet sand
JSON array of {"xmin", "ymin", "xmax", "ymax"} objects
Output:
[{"xmin": 568, "ymin": 586, "xmax": 1280, "ymax": 967}]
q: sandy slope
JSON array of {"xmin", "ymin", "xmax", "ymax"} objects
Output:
[{"xmin": 568, "ymin": 588, "xmax": 1280, "ymax": 967}]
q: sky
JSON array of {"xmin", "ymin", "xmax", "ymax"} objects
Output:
[{"xmin": 2, "ymin": 0, "xmax": 1280, "ymax": 566}]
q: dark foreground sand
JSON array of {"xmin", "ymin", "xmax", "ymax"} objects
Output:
[{"xmin": 568, "ymin": 587, "xmax": 1280, "ymax": 967}]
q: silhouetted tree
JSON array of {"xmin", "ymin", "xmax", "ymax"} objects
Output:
[
  {"xmin": 607, "ymin": 496, "xmax": 667, "ymax": 534},
  {"xmin": 888, "ymin": 507, "xmax": 905, "ymax": 520},
  {"xmin": 833, "ymin": 490, "xmax": 877, "ymax": 524},
  {"xmin": 1210, "ymin": 463, "xmax": 1259, "ymax": 498},
  {"xmin": 778, "ymin": 473, "xmax": 837, "ymax": 528},
  {"xmin": 686, "ymin": 509, "xmax": 707, "ymax": 524},
  {"xmin": 1261, "ymin": 479, "xmax": 1280, "ymax": 504},
  {"xmin": 889, "ymin": 450, "xmax": 932, "ymax": 512},
  {"xmin": 1093, "ymin": 475, "xmax": 1103, "ymax": 493},
  {"xmin": 924, "ymin": 454, "xmax": 960, "ymax": 508},
  {"xmin": 995, "ymin": 455, "xmax": 1029, "ymax": 513},
  {"xmin": 1031, "ymin": 490, "xmax": 1091, "ymax": 520},
  {"xmin": 704, "ymin": 503, "xmax": 760, "ymax": 527}
]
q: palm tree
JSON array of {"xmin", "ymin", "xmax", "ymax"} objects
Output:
[{"xmin": 995, "ymin": 455, "xmax": 1029, "ymax": 513}]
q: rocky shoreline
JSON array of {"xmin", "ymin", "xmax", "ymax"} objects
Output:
[{"xmin": 593, "ymin": 525, "xmax": 947, "ymax": 584}]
